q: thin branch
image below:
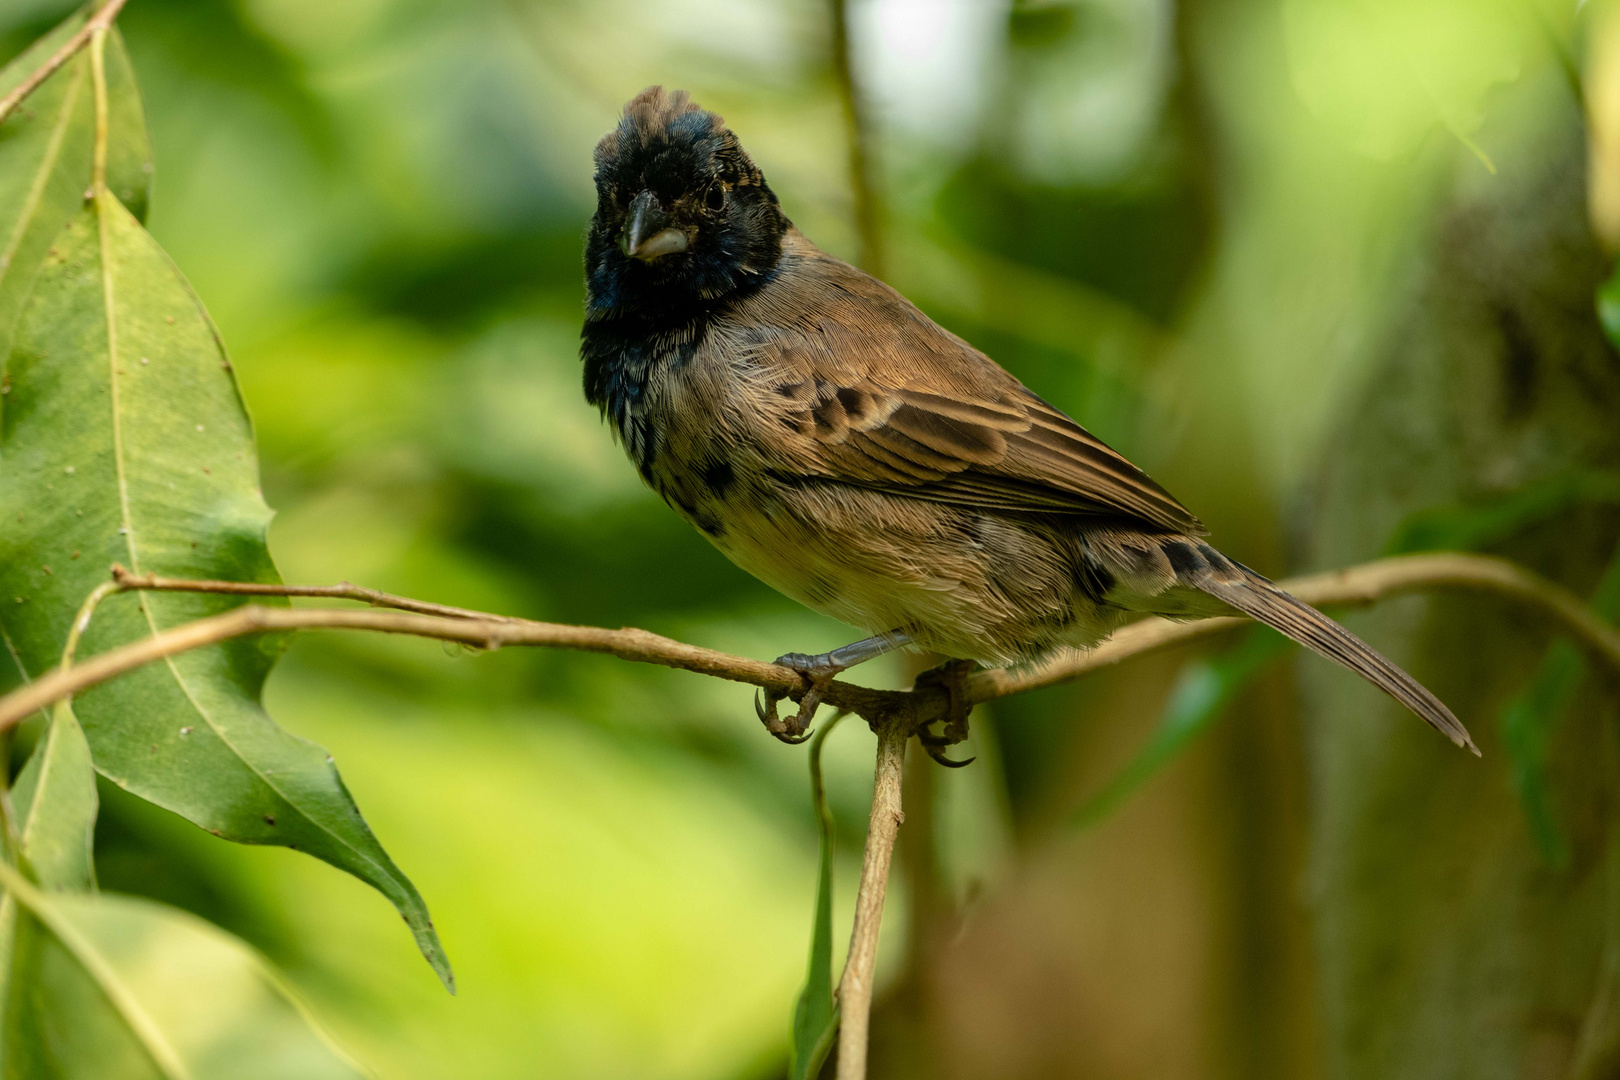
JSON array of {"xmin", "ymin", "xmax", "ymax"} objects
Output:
[
  {"xmin": 110, "ymin": 566, "xmax": 525, "ymax": 623},
  {"xmin": 0, "ymin": 602, "xmax": 911, "ymax": 736},
  {"xmin": 0, "ymin": 0, "xmax": 129, "ymax": 128},
  {"xmin": 829, "ymin": 0, "xmax": 884, "ymax": 277},
  {"xmin": 970, "ymin": 552, "xmax": 1620, "ymax": 702},
  {"xmin": 61, "ymin": 581, "xmax": 121, "ymax": 673},
  {"xmin": 1, "ymin": 552, "xmax": 1614, "ymax": 738},
  {"xmin": 835, "ymin": 713, "xmax": 907, "ymax": 1080}
]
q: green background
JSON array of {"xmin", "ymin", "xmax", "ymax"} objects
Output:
[{"xmin": 4, "ymin": 0, "xmax": 1615, "ymax": 1076}]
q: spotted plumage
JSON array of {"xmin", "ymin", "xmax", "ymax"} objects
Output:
[{"xmin": 580, "ymin": 86, "xmax": 1477, "ymax": 755}]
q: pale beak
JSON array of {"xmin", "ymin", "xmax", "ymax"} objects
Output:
[{"xmin": 621, "ymin": 190, "xmax": 691, "ymax": 260}]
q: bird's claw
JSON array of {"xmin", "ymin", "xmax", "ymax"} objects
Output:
[
  {"xmin": 914, "ymin": 659, "xmax": 977, "ymax": 768},
  {"xmin": 754, "ymin": 687, "xmax": 816, "ymax": 744},
  {"xmin": 926, "ymin": 742, "xmax": 976, "ymax": 768},
  {"xmin": 756, "ymin": 652, "xmax": 845, "ymax": 745}
]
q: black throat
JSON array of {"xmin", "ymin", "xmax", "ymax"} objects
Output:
[
  {"xmin": 580, "ymin": 243, "xmax": 782, "ymax": 460},
  {"xmin": 579, "ymin": 300, "xmax": 727, "ymax": 484}
]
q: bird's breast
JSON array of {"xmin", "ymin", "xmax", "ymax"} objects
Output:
[{"xmin": 582, "ymin": 316, "xmax": 714, "ymax": 483}]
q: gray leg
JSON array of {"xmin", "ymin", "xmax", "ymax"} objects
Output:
[
  {"xmin": 756, "ymin": 630, "xmax": 913, "ymax": 743},
  {"xmin": 776, "ymin": 630, "xmax": 913, "ymax": 678}
]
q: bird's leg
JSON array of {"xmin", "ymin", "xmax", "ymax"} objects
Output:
[
  {"xmin": 914, "ymin": 658, "xmax": 977, "ymax": 768},
  {"xmin": 755, "ymin": 631, "xmax": 912, "ymax": 744}
]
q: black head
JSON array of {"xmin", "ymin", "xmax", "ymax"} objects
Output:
[{"xmin": 584, "ymin": 87, "xmax": 789, "ymax": 323}]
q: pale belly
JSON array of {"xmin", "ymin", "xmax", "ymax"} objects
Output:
[{"xmin": 689, "ymin": 478, "xmax": 1125, "ymax": 665}]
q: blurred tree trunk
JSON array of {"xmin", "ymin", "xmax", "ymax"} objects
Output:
[{"xmin": 1299, "ymin": 72, "xmax": 1620, "ymax": 1079}]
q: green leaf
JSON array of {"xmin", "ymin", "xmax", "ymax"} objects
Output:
[
  {"xmin": 0, "ymin": 192, "xmax": 451, "ymax": 990},
  {"xmin": 0, "ymin": 12, "xmax": 152, "ymax": 422},
  {"xmin": 1600, "ymin": 257, "xmax": 1620, "ymax": 352},
  {"xmin": 0, "ymin": 698, "xmax": 100, "ymax": 1017},
  {"xmin": 1070, "ymin": 627, "xmax": 1288, "ymax": 829},
  {"xmin": 0, "ymin": 862, "xmax": 368, "ymax": 1080},
  {"xmin": 789, "ymin": 712, "xmax": 843, "ymax": 1080},
  {"xmin": 1498, "ymin": 540, "xmax": 1620, "ymax": 868},
  {"xmin": 101, "ymin": 27, "xmax": 154, "ymax": 226},
  {"xmin": 1383, "ymin": 470, "xmax": 1620, "ymax": 555},
  {"xmin": 1499, "ymin": 640, "xmax": 1581, "ymax": 869},
  {"xmin": 0, "ymin": 13, "xmax": 94, "ymax": 370},
  {"xmin": 12, "ymin": 701, "xmax": 99, "ymax": 890}
]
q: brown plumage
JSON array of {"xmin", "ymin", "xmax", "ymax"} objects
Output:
[{"xmin": 581, "ymin": 86, "xmax": 1477, "ymax": 756}]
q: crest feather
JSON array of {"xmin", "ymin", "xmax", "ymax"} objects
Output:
[{"xmin": 594, "ymin": 85, "xmax": 724, "ymax": 167}]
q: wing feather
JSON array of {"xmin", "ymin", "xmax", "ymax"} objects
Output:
[{"xmin": 742, "ymin": 239, "xmax": 1205, "ymax": 535}]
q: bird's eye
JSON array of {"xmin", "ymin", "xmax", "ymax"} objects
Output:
[{"xmin": 705, "ymin": 183, "xmax": 726, "ymax": 212}]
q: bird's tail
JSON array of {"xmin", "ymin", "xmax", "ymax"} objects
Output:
[{"xmin": 1177, "ymin": 542, "xmax": 1478, "ymax": 756}]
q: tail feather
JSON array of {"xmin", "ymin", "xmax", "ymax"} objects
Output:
[{"xmin": 1179, "ymin": 544, "xmax": 1478, "ymax": 756}]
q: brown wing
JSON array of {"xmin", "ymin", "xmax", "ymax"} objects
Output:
[{"xmin": 744, "ymin": 237, "xmax": 1204, "ymax": 535}]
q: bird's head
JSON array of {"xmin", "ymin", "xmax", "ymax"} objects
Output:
[{"xmin": 585, "ymin": 86, "xmax": 788, "ymax": 321}]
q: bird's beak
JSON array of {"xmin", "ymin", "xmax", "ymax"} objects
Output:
[{"xmin": 620, "ymin": 190, "xmax": 691, "ymax": 260}]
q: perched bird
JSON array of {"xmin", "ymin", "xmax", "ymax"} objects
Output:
[{"xmin": 580, "ymin": 86, "xmax": 1477, "ymax": 762}]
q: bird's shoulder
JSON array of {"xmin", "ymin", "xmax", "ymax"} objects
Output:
[
  {"xmin": 710, "ymin": 230, "xmax": 1205, "ymax": 535},
  {"xmin": 717, "ymin": 230, "xmax": 1015, "ymax": 394}
]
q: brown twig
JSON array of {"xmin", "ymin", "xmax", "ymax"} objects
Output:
[
  {"xmin": 0, "ymin": 603, "xmax": 908, "ymax": 735},
  {"xmin": 969, "ymin": 551, "xmax": 1620, "ymax": 701},
  {"xmin": 111, "ymin": 566, "xmax": 526, "ymax": 622},
  {"xmin": 5, "ymin": 552, "xmax": 1616, "ymax": 740},
  {"xmin": 835, "ymin": 713, "xmax": 907, "ymax": 1080},
  {"xmin": 0, "ymin": 0, "xmax": 129, "ymax": 128},
  {"xmin": 829, "ymin": 0, "xmax": 884, "ymax": 277}
]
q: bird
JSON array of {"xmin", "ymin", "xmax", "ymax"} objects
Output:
[{"xmin": 579, "ymin": 86, "xmax": 1477, "ymax": 763}]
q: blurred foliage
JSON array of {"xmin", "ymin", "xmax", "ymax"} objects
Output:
[
  {"xmin": 788, "ymin": 713, "xmax": 842, "ymax": 1080},
  {"xmin": 1384, "ymin": 470, "xmax": 1620, "ymax": 555},
  {"xmin": 1067, "ymin": 627, "xmax": 1288, "ymax": 830},
  {"xmin": 2, "ymin": 861, "xmax": 365, "ymax": 1080},
  {"xmin": 0, "ymin": 0, "xmax": 1615, "ymax": 1076},
  {"xmin": 1381, "ymin": 471, "xmax": 1620, "ymax": 870},
  {"xmin": 1499, "ymin": 541, "xmax": 1620, "ymax": 869}
]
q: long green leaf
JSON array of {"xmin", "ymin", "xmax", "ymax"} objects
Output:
[
  {"xmin": 0, "ymin": 12, "xmax": 151, "ymax": 432},
  {"xmin": 0, "ymin": 862, "xmax": 367, "ymax": 1080},
  {"xmin": 1498, "ymin": 539, "xmax": 1620, "ymax": 868},
  {"xmin": 0, "ymin": 191, "xmax": 451, "ymax": 989},
  {"xmin": 1499, "ymin": 641, "xmax": 1581, "ymax": 868},
  {"xmin": 789, "ymin": 712, "xmax": 843, "ymax": 1080},
  {"xmin": 12, "ymin": 701, "xmax": 98, "ymax": 890},
  {"xmin": 0, "ymin": 696, "xmax": 100, "ymax": 1010},
  {"xmin": 0, "ymin": 13, "xmax": 94, "ymax": 371},
  {"xmin": 99, "ymin": 27, "xmax": 153, "ymax": 225},
  {"xmin": 1070, "ymin": 627, "xmax": 1288, "ymax": 829},
  {"xmin": 1383, "ymin": 469, "xmax": 1620, "ymax": 555}
]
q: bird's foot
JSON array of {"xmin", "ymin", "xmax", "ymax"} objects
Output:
[
  {"xmin": 914, "ymin": 658, "xmax": 977, "ymax": 768},
  {"xmin": 755, "ymin": 651, "xmax": 848, "ymax": 744}
]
